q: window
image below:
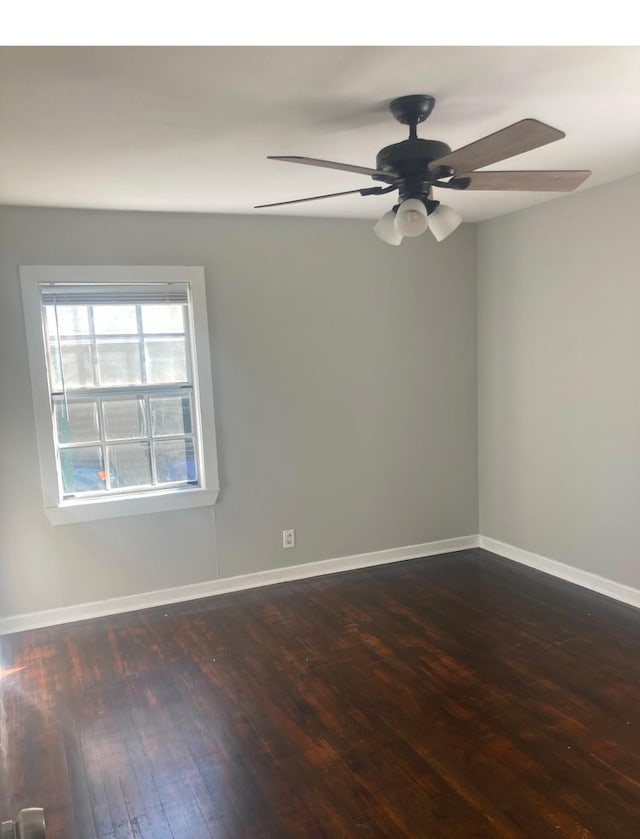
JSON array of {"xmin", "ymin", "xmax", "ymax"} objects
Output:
[{"xmin": 20, "ymin": 266, "xmax": 219, "ymax": 524}]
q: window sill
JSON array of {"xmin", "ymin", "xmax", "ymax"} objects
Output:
[{"xmin": 45, "ymin": 486, "xmax": 219, "ymax": 525}]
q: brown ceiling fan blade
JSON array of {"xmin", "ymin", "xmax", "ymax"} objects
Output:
[
  {"xmin": 430, "ymin": 119, "xmax": 565, "ymax": 175},
  {"xmin": 254, "ymin": 188, "xmax": 371, "ymax": 209},
  {"xmin": 268, "ymin": 155, "xmax": 393, "ymax": 180},
  {"xmin": 460, "ymin": 170, "xmax": 592, "ymax": 191}
]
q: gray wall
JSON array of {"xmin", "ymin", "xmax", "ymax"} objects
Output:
[
  {"xmin": 478, "ymin": 174, "xmax": 640, "ymax": 588},
  {"xmin": 0, "ymin": 207, "xmax": 478, "ymax": 619}
]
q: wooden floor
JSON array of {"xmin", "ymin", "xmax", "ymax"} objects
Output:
[{"xmin": 2, "ymin": 549, "xmax": 640, "ymax": 838}]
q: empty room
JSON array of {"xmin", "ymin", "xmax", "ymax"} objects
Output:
[{"xmin": 1, "ymin": 43, "xmax": 640, "ymax": 838}]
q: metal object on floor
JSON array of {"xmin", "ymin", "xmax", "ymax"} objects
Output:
[{"xmin": 1, "ymin": 808, "xmax": 46, "ymax": 839}]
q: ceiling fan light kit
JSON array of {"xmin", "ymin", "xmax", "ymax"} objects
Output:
[
  {"xmin": 258, "ymin": 94, "xmax": 591, "ymax": 246},
  {"xmin": 427, "ymin": 203, "xmax": 463, "ymax": 242},
  {"xmin": 373, "ymin": 210, "xmax": 403, "ymax": 246},
  {"xmin": 394, "ymin": 197, "xmax": 429, "ymax": 237}
]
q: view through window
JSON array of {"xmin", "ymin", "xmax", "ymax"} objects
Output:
[{"xmin": 42, "ymin": 283, "xmax": 200, "ymax": 498}]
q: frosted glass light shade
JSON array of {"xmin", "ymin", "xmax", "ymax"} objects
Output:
[
  {"xmin": 374, "ymin": 211, "xmax": 403, "ymax": 246},
  {"xmin": 394, "ymin": 198, "xmax": 429, "ymax": 237},
  {"xmin": 428, "ymin": 204, "xmax": 462, "ymax": 242}
]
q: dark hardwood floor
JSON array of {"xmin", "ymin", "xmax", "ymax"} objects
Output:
[{"xmin": 2, "ymin": 548, "xmax": 640, "ymax": 838}]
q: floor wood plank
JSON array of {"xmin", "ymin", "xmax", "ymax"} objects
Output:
[{"xmin": 2, "ymin": 548, "xmax": 640, "ymax": 837}]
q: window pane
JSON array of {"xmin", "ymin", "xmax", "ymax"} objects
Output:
[
  {"xmin": 96, "ymin": 340, "xmax": 142, "ymax": 386},
  {"xmin": 60, "ymin": 447, "xmax": 105, "ymax": 494},
  {"xmin": 93, "ymin": 305, "xmax": 138, "ymax": 334},
  {"xmin": 141, "ymin": 304, "xmax": 185, "ymax": 334},
  {"xmin": 150, "ymin": 396, "xmax": 192, "ymax": 436},
  {"xmin": 103, "ymin": 399, "xmax": 146, "ymax": 440},
  {"xmin": 55, "ymin": 401, "xmax": 100, "ymax": 444},
  {"xmin": 108, "ymin": 442, "xmax": 151, "ymax": 488},
  {"xmin": 45, "ymin": 305, "xmax": 90, "ymax": 336},
  {"xmin": 47, "ymin": 341, "xmax": 63, "ymax": 391},
  {"xmin": 144, "ymin": 338, "xmax": 187, "ymax": 383},
  {"xmin": 155, "ymin": 439, "xmax": 196, "ymax": 483},
  {"xmin": 60, "ymin": 341, "xmax": 95, "ymax": 388}
]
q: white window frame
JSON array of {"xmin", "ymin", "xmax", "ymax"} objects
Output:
[{"xmin": 20, "ymin": 265, "xmax": 220, "ymax": 525}]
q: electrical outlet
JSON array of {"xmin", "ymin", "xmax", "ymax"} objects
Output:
[{"xmin": 283, "ymin": 529, "xmax": 295, "ymax": 549}]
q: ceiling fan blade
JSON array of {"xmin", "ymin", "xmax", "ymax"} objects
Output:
[
  {"xmin": 268, "ymin": 155, "xmax": 393, "ymax": 180},
  {"xmin": 430, "ymin": 119, "xmax": 565, "ymax": 175},
  {"xmin": 459, "ymin": 170, "xmax": 592, "ymax": 191},
  {"xmin": 255, "ymin": 188, "xmax": 372, "ymax": 209}
]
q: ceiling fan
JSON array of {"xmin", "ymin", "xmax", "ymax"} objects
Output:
[{"xmin": 255, "ymin": 94, "xmax": 591, "ymax": 245}]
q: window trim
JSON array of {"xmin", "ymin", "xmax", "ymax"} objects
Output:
[{"xmin": 20, "ymin": 265, "xmax": 220, "ymax": 525}]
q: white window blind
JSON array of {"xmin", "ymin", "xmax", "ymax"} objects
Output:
[{"xmin": 40, "ymin": 282, "xmax": 190, "ymax": 305}]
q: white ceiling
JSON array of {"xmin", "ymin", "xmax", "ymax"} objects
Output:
[{"xmin": 1, "ymin": 45, "xmax": 640, "ymax": 223}]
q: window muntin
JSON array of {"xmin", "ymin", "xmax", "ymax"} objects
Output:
[{"xmin": 42, "ymin": 287, "xmax": 200, "ymax": 500}]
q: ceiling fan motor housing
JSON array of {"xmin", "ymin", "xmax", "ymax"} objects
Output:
[{"xmin": 375, "ymin": 139, "xmax": 452, "ymax": 199}]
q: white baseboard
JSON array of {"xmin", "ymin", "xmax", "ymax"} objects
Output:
[
  {"xmin": 479, "ymin": 535, "xmax": 640, "ymax": 610},
  {"xmin": 0, "ymin": 535, "xmax": 479, "ymax": 635},
  {"xmin": 5, "ymin": 533, "xmax": 639, "ymax": 635}
]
